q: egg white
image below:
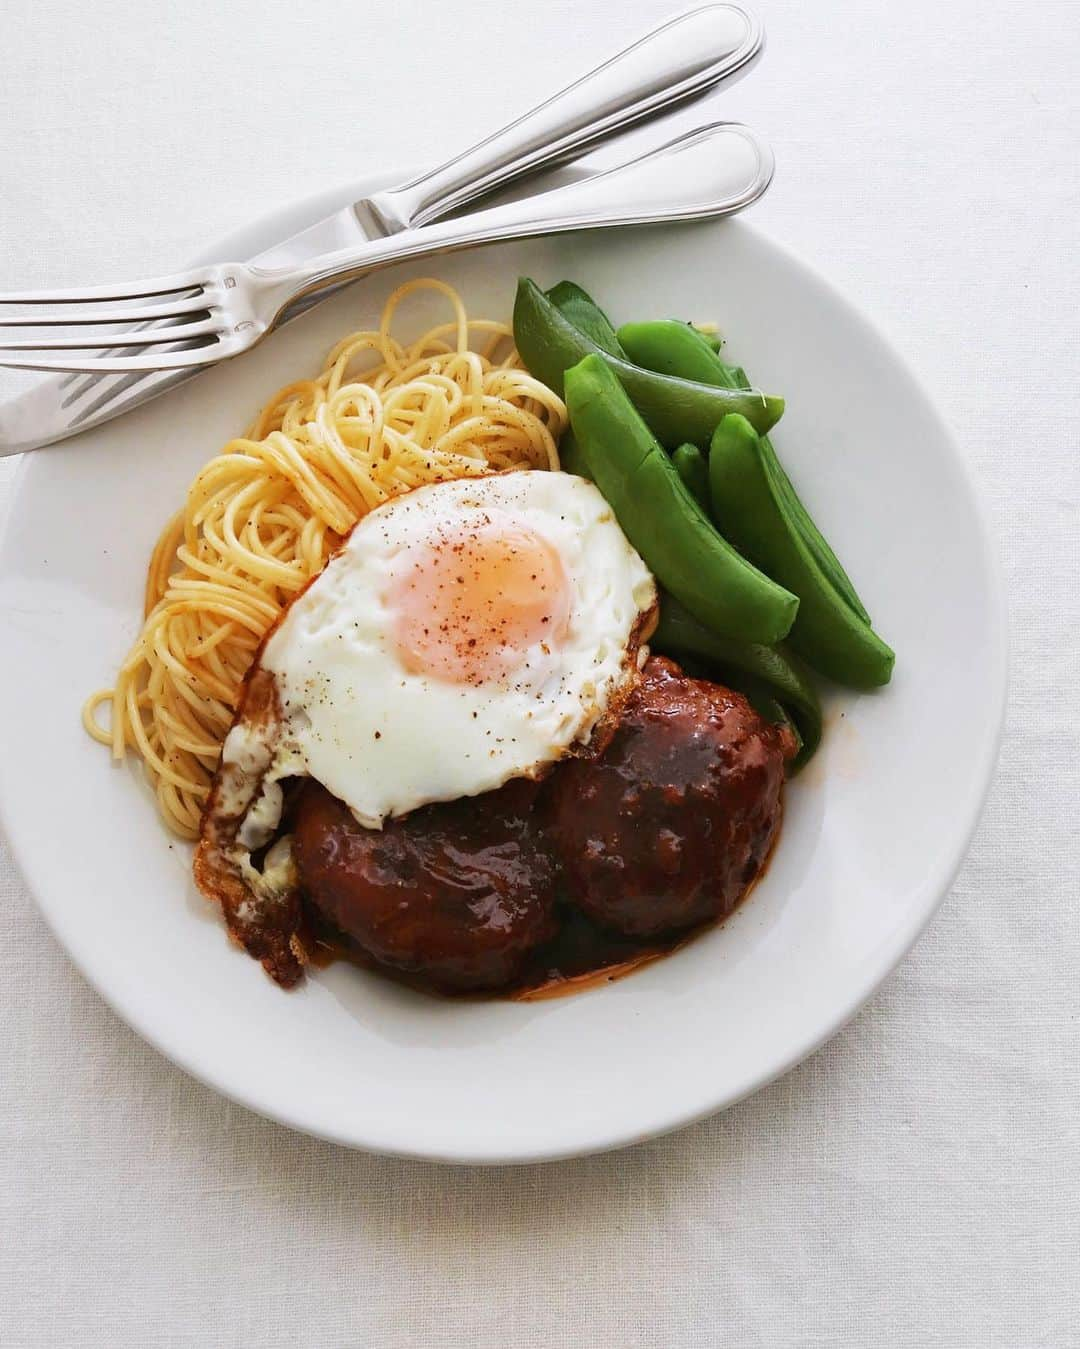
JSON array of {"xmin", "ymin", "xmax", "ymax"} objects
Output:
[{"xmin": 241, "ymin": 471, "xmax": 655, "ymax": 829}]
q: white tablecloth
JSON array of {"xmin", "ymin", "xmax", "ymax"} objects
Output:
[{"xmin": 2, "ymin": 1, "xmax": 1077, "ymax": 1344}]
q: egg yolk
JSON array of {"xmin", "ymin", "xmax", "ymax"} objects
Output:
[{"xmin": 391, "ymin": 519, "xmax": 571, "ymax": 684}]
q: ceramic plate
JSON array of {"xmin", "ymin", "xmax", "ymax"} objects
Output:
[{"xmin": 0, "ymin": 176, "xmax": 1006, "ymax": 1162}]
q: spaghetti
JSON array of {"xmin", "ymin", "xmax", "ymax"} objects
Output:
[{"xmin": 83, "ymin": 279, "xmax": 567, "ymax": 838}]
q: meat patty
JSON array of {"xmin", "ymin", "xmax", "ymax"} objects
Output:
[
  {"xmin": 293, "ymin": 777, "xmax": 558, "ymax": 991},
  {"xmin": 546, "ymin": 655, "xmax": 795, "ymax": 938}
]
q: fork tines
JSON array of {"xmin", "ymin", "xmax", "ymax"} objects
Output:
[{"xmin": 0, "ymin": 268, "xmax": 231, "ymax": 372}]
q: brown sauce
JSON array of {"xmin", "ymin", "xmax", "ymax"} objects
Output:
[
  {"xmin": 300, "ymin": 825, "xmax": 778, "ymax": 1002},
  {"xmin": 509, "ymin": 904, "xmax": 688, "ymax": 1000},
  {"xmin": 302, "ymin": 900, "xmax": 688, "ymax": 999}
]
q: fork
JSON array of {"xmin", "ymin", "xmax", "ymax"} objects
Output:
[
  {"xmin": 0, "ymin": 3, "xmax": 765, "ymax": 452},
  {"xmin": 0, "ymin": 122, "xmax": 771, "ymax": 375}
]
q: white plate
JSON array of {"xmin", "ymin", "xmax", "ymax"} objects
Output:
[{"xmin": 0, "ymin": 176, "xmax": 1006, "ymax": 1163}]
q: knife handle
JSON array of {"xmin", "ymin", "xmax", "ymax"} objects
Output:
[
  {"xmin": 279, "ymin": 122, "xmax": 773, "ymax": 305},
  {"xmin": 363, "ymin": 4, "xmax": 763, "ymax": 235}
]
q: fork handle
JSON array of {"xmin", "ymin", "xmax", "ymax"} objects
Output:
[
  {"xmin": 269, "ymin": 122, "xmax": 773, "ymax": 308},
  {"xmin": 363, "ymin": 5, "xmax": 763, "ymax": 234}
]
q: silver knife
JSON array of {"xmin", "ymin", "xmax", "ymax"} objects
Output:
[{"xmin": 0, "ymin": 4, "xmax": 762, "ymax": 456}]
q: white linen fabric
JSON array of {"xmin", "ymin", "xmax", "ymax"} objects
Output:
[{"xmin": 0, "ymin": 1, "xmax": 1077, "ymax": 1345}]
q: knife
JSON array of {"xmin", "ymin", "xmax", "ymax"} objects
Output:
[{"xmin": 0, "ymin": 4, "xmax": 762, "ymax": 456}]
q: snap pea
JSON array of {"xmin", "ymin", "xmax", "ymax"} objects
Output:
[
  {"xmin": 617, "ymin": 319, "xmax": 742, "ymax": 384},
  {"xmin": 618, "ymin": 319, "xmax": 871, "ymax": 624},
  {"xmin": 513, "ymin": 278, "xmax": 785, "ymax": 445},
  {"xmin": 564, "ymin": 407, "xmax": 711, "ymax": 534},
  {"xmin": 671, "ymin": 443, "xmax": 711, "ymax": 514},
  {"xmin": 557, "ymin": 426, "xmax": 592, "ymax": 480},
  {"xmin": 544, "ymin": 280, "xmax": 625, "ymax": 358},
  {"xmin": 652, "ymin": 593, "xmax": 821, "ymax": 768},
  {"xmin": 564, "ymin": 355, "xmax": 798, "ymax": 645},
  {"xmin": 709, "ymin": 414, "xmax": 894, "ymax": 688},
  {"xmin": 724, "ymin": 366, "xmax": 871, "ymax": 625}
]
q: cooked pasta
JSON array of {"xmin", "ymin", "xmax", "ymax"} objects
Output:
[{"xmin": 83, "ymin": 279, "xmax": 567, "ymax": 837}]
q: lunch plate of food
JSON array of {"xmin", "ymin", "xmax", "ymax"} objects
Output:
[{"xmin": 0, "ymin": 177, "xmax": 1006, "ymax": 1162}]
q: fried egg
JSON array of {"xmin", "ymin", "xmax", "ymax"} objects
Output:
[{"xmin": 218, "ymin": 471, "xmax": 657, "ymax": 856}]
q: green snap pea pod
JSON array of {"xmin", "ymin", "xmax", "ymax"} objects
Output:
[
  {"xmin": 557, "ymin": 426, "xmax": 592, "ymax": 480},
  {"xmin": 652, "ymin": 592, "xmax": 821, "ymax": 768},
  {"xmin": 709, "ymin": 414, "xmax": 894, "ymax": 688},
  {"xmin": 671, "ymin": 443, "xmax": 711, "ymax": 515},
  {"xmin": 513, "ymin": 278, "xmax": 784, "ymax": 445},
  {"xmin": 544, "ymin": 280, "xmax": 625, "ymax": 358},
  {"xmin": 564, "ymin": 355, "xmax": 798, "ymax": 645},
  {"xmin": 617, "ymin": 319, "xmax": 742, "ymax": 384},
  {"xmin": 619, "ymin": 320, "xmax": 870, "ymax": 623},
  {"xmin": 549, "ymin": 303, "xmax": 716, "ymax": 516},
  {"xmin": 724, "ymin": 365, "xmax": 871, "ymax": 624}
]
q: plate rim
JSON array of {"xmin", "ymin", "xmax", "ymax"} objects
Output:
[{"xmin": 0, "ymin": 177, "xmax": 1009, "ymax": 1163}]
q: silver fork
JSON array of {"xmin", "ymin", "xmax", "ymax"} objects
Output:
[
  {"xmin": 0, "ymin": 121, "xmax": 771, "ymax": 376},
  {"xmin": 0, "ymin": 3, "xmax": 764, "ymax": 452}
]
